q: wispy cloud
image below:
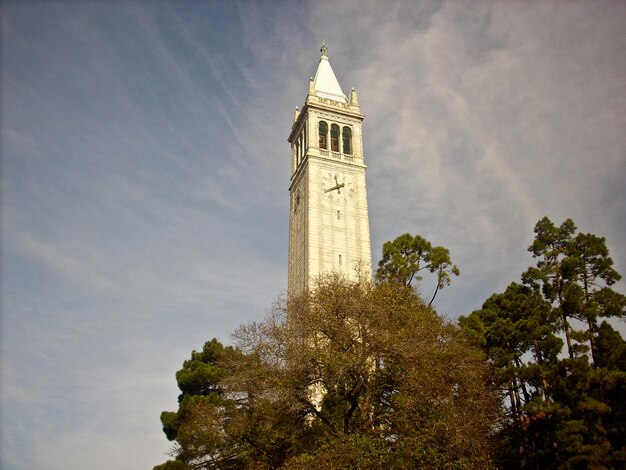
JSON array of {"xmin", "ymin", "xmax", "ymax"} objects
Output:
[{"xmin": 1, "ymin": 1, "xmax": 625, "ymax": 469}]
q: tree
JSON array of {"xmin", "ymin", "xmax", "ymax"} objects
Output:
[
  {"xmin": 157, "ymin": 339, "xmax": 243, "ymax": 469},
  {"xmin": 462, "ymin": 217, "xmax": 626, "ymax": 468},
  {"xmin": 522, "ymin": 217, "xmax": 625, "ymax": 363},
  {"xmin": 157, "ymin": 275, "xmax": 498, "ymax": 469},
  {"xmin": 522, "ymin": 217, "xmax": 577, "ymax": 358},
  {"xmin": 568, "ymin": 231, "xmax": 625, "ymax": 362},
  {"xmin": 376, "ymin": 233, "xmax": 460, "ymax": 305},
  {"xmin": 459, "ymin": 283, "xmax": 561, "ymax": 468}
]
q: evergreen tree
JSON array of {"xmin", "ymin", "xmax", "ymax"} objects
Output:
[
  {"xmin": 459, "ymin": 283, "xmax": 561, "ymax": 468},
  {"xmin": 376, "ymin": 233, "xmax": 459, "ymax": 305},
  {"xmin": 463, "ymin": 217, "xmax": 626, "ymax": 468},
  {"xmin": 522, "ymin": 217, "xmax": 625, "ymax": 362}
]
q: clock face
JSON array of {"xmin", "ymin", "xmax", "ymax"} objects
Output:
[{"xmin": 322, "ymin": 172, "xmax": 353, "ymax": 198}]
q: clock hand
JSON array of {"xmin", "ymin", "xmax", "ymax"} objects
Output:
[
  {"xmin": 324, "ymin": 182, "xmax": 345, "ymax": 193},
  {"xmin": 325, "ymin": 176, "xmax": 345, "ymax": 193}
]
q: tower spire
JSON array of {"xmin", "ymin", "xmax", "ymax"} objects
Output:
[{"xmin": 311, "ymin": 43, "xmax": 346, "ymax": 102}]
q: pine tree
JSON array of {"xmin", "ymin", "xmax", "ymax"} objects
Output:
[{"xmin": 463, "ymin": 217, "xmax": 626, "ymax": 468}]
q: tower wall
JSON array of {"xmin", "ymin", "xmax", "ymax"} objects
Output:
[{"xmin": 288, "ymin": 51, "xmax": 371, "ymax": 298}]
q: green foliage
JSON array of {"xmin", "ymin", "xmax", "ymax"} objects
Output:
[
  {"xmin": 153, "ymin": 459, "xmax": 188, "ymax": 470},
  {"xmin": 595, "ymin": 321, "xmax": 626, "ymax": 370},
  {"xmin": 522, "ymin": 217, "xmax": 626, "ymax": 361},
  {"xmin": 175, "ymin": 338, "xmax": 239, "ymax": 398},
  {"xmin": 376, "ymin": 233, "xmax": 460, "ymax": 305},
  {"xmin": 156, "ymin": 339, "xmax": 245, "ymax": 469},
  {"xmin": 159, "ymin": 411, "xmax": 181, "ymax": 442},
  {"xmin": 461, "ymin": 217, "xmax": 626, "ymax": 468}
]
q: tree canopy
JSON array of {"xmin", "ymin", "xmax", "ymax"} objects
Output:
[
  {"xmin": 157, "ymin": 220, "xmax": 625, "ymax": 469},
  {"xmin": 460, "ymin": 217, "xmax": 626, "ymax": 468},
  {"xmin": 375, "ymin": 233, "xmax": 460, "ymax": 305},
  {"xmin": 157, "ymin": 276, "xmax": 497, "ymax": 469},
  {"xmin": 521, "ymin": 217, "xmax": 625, "ymax": 361}
]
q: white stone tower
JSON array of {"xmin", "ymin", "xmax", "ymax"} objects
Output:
[{"xmin": 288, "ymin": 44, "xmax": 372, "ymax": 297}]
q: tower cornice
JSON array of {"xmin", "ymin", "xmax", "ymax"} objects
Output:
[
  {"xmin": 305, "ymin": 95, "xmax": 363, "ymax": 118},
  {"xmin": 288, "ymin": 101, "xmax": 364, "ymax": 143}
]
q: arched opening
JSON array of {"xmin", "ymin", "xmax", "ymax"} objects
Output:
[
  {"xmin": 330, "ymin": 124, "xmax": 340, "ymax": 152},
  {"xmin": 342, "ymin": 127, "xmax": 352, "ymax": 155},
  {"xmin": 319, "ymin": 121, "xmax": 328, "ymax": 149}
]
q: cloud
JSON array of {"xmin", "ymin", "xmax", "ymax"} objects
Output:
[
  {"xmin": 1, "ymin": 1, "xmax": 625, "ymax": 469},
  {"xmin": 321, "ymin": 0, "xmax": 626, "ymax": 312}
]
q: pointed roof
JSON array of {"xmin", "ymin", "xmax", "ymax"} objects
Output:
[{"xmin": 311, "ymin": 44, "xmax": 347, "ymax": 103}]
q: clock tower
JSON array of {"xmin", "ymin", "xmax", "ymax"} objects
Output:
[{"xmin": 288, "ymin": 45, "xmax": 372, "ymax": 297}]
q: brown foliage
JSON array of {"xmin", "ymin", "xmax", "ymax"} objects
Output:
[{"xmin": 228, "ymin": 275, "xmax": 499, "ymax": 468}]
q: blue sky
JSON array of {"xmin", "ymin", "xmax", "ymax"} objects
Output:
[{"xmin": 1, "ymin": 1, "xmax": 625, "ymax": 468}]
